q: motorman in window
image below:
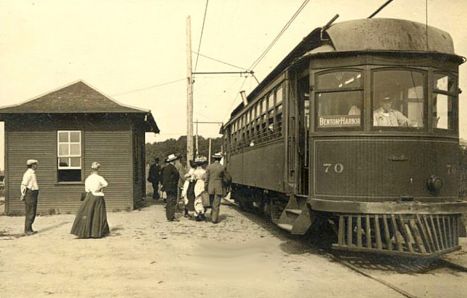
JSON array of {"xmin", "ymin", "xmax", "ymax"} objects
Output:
[
  {"xmin": 373, "ymin": 96, "xmax": 411, "ymax": 127},
  {"xmin": 20, "ymin": 159, "xmax": 39, "ymax": 236}
]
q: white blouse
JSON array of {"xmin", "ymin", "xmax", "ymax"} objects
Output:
[
  {"xmin": 85, "ymin": 173, "xmax": 108, "ymax": 196},
  {"xmin": 21, "ymin": 168, "xmax": 39, "ymax": 195},
  {"xmin": 193, "ymin": 167, "xmax": 206, "ymax": 197}
]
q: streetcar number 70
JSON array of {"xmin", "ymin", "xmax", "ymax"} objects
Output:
[{"xmin": 323, "ymin": 163, "xmax": 344, "ymax": 174}]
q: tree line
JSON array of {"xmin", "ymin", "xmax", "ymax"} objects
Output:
[{"xmin": 145, "ymin": 136, "xmax": 223, "ymax": 165}]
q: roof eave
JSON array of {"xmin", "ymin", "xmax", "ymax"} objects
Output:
[{"xmin": 145, "ymin": 113, "xmax": 160, "ymax": 133}]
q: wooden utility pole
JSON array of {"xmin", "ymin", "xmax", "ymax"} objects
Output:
[
  {"xmin": 195, "ymin": 120, "xmax": 199, "ymax": 157},
  {"xmin": 186, "ymin": 16, "xmax": 194, "ymax": 166},
  {"xmin": 208, "ymin": 138, "xmax": 212, "ymax": 164}
]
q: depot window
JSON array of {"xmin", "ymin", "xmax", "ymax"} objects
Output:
[
  {"xmin": 372, "ymin": 69, "xmax": 425, "ymax": 129},
  {"xmin": 57, "ymin": 130, "xmax": 82, "ymax": 182},
  {"xmin": 315, "ymin": 70, "xmax": 363, "ymax": 129},
  {"xmin": 433, "ymin": 73, "xmax": 457, "ymax": 131}
]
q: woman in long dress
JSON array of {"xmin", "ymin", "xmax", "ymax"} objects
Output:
[
  {"xmin": 71, "ymin": 162, "xmax": 110, "ymax": 238},
  {"xmin": 182, "ymin": 160, "xmax": 196, "ymax": 217},
  {"xmin": 193, "ymin": 156, "xmax": 208, "ymax": 221}
]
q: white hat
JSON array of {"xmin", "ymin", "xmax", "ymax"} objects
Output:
[
  {"xmin": 194, "ymin": 156, "xmax": 207, "ymax": 164},
  {"xmin": 91, "ymin": 162, "xmax": 101, "ymax": 169},
  {"xmin": 212, "ymin": 153, "xmax": 223, "ymax": 160},
  {"xmin": 166, "ymin": 154, "xmax": 180, "ymax": 163},
  {"xmin": 26, "ymin": 159, "xmax": 38, "ymax": 166}
]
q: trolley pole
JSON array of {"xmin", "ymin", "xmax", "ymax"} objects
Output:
[{"xmin": 186, "ymin": 16, "xmax": 194, "ymax": 166}]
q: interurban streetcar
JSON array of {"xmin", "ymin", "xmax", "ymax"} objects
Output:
[{"xmin": 221, "ymin": 18, "xmax": 467, "ymax": 257}]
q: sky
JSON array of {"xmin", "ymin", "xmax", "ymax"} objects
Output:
[{"xmin": 0, "ymin": 0, "xmax": 467, "ymax": 170}]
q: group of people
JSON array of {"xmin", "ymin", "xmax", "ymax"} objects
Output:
[
  {"xmin": 20, "ymin": 152, "xmax": 230, "ymax": 240},
  {"xmin": 20, "ymin": 159, "xmax": 111, "ymax": 239},
  {"xmin": 148, "ymin": 152, "xmax": 231, "ymax": 224},
  {"xmin": 20, "ymin": 152, "xmax": 231, "ymax": 239}
]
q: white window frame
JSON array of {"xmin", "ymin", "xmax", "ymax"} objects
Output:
[{"xmin": 57, "ymin": 130, "xmax": 82, "ymax": 170}]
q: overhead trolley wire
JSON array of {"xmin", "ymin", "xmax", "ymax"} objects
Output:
[
  {"xmin": 194, "ymin": 0, "xmax": 210, "ymax": 72},
  {"xmin": 193, "ymin": 51, "xmax": 249, "ymax": 71},
  {"xmin": 111, "ymin": 78, "xmax": 185, "ymax": 96},
  {"xmin": 222, "ymin": 0, "xmax": 310, "ymax": 122},
  {"xmin": 248, "ymin": 0, "xmax": 310, "ymax": 71}
]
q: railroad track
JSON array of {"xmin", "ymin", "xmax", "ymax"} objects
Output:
[
  {"xmin": 223, "ymin": 196, "xmax": 467, "ymax": 298},
  {"xmin": 327, "ymin": 253, "xmax": 467, "ymax": 298},
  {"xmin": 328, "ymin": 253, "xmax": 418, "ymax": 298}
]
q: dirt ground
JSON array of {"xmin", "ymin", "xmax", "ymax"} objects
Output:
[{"xmin": 0, "ymin": 198, "xmax": 466, "ymax": 298}]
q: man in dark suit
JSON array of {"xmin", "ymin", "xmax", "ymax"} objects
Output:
[
  {"xmin": 147, "ymin": 157, "xmax": 161, "ymax": 200},
  {"xmin": 205, "ymin": 153, "xmax": 230, "ymax": 223},
  {"xmin": 161, "ymin": 154, "xmax": 180, "ymax": 221}
]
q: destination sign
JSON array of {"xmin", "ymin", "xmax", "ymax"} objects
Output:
[{"xmin": 319, "ymin": 115, "xmax": 360, "ymax": 127}]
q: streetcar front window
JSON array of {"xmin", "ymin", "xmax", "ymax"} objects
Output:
[
  {"xmin": 372, "ymin": 70, "xmax": 425, "ymax": 128},
  {"xmin": 433, "ymin": 73, "xmax": 457, "ymax": 131},
  {"xmin": 316, "ymin": 70, "xmax": 363, "ymax": 129}
]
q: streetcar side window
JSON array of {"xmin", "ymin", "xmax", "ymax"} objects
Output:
[
  {"xmin": 433, "ymin": 73, "xmax": 456, "ymax": 131},
  {"xmin": 372, "ymin": 70, "xmax": 425, "ymax": 129},
  {"xmin": 315, "ymin": 70, "xmax": 363, "ymax": 129},
  {"xmin": 267, "ymin": 93, "xmax": 274, "ymax": 135},
  {"xmin": 261, "ymin": 97, "xmax": 267, "ymax": 137},
  {"xmin": 275, "ymin": 85, "xmax": 283, "ymax": 136}
]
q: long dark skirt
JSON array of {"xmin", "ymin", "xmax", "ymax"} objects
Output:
[
  {"xmin": 186, "ymin": 181, "xmax": 196, "ymax": 212},
  {"xmin": 71, "ymin": 193, "xmax": 110, "ymax": 239}
]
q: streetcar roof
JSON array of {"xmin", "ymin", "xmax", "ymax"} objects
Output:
[{"xmin": 326, "ymin": 18, "xmax": 455, "ymax": 54}]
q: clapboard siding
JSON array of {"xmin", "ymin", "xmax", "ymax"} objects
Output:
[
  {"xmin": 4, "ymin": 115, "xmax": 139, "ymax": 215},
  {"xmin": 84, "ymin": 130, "xmax": 133, "ymax": 211}
]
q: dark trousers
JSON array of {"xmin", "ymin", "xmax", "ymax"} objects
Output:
[
  {"xmin": 165, "ymin": 191, "xmax": 177, "ymax": 221},
  {"xmin": 24, "ymin": 189, "xmax": 39, "ymax": 233},
  {"xmin": 151, "ymin": 183, "xmax": 160, "ymax": 199},
  {"xmin": 210, "ymin": 194, "xmax": 222, "ymax": 223}
]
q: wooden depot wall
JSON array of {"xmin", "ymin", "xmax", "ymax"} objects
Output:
[{"xmin": 4, "ymin": 114, "xmax": 143, "ymax": 215}]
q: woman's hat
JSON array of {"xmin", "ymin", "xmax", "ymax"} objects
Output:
[
  {"xmin": 166, "ymin": 153, "xmax": 180, "ymax": 163},
  {"xmin": 91, "ymin": 162, "xmax": 101, "ymax": 169},
  {"xmin": 212, "ymin": 153, "xmax": 223, "ymax": 160},
  {"xmin": 195, "ymin": 156, "xmax": 207, "ymax": 164}
]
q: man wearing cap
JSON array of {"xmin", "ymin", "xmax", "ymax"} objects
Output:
[
  {"xmin": 148, "ymin": 157, "xmax": 161, "ymax": 200},
  {"xmin": 161, "ymin": 154, "xmax": 180, "ymax": 221},
  {"xmin": 205, "ymin": 153, "xmax": 231, "ymax": 223},
  {"xmin": 373, "ymin": 96, "xmax": 410, "ymax": 127},
  {"xmin": 20, "ymin": 159, "xmax": 39, "ymax": 235}
]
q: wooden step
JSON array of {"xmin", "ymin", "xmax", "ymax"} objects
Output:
[
  {"xmin": 277, "ymin": 223, "xmax": 293, "ymax": 232},
  {"xmin": 285, "ymin": 209, "xmax": 302, "ymax": 216}
]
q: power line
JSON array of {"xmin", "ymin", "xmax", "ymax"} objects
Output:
[
  {"xmin": 194, "ymin": 0, "xmax": 210, "ymax": 72},
  {"xmin": 193, "ymin": 51, "xmax": 248, "ymax": 71},
  {"xmin": 111, "ymin": 78, "xmax": 185, "ymax": 96},
  {"xmin": 248, "ymin": 0, "xmax": 310, "ymax": 71}
]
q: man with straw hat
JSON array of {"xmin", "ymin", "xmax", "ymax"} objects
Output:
[
  {"xmin": 20, "ymin": 159, "xmax": 39, "ymax": 235},
  {"xmin": 161, "ymin": 153, "xmax": 180, "ymax": 221}
]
